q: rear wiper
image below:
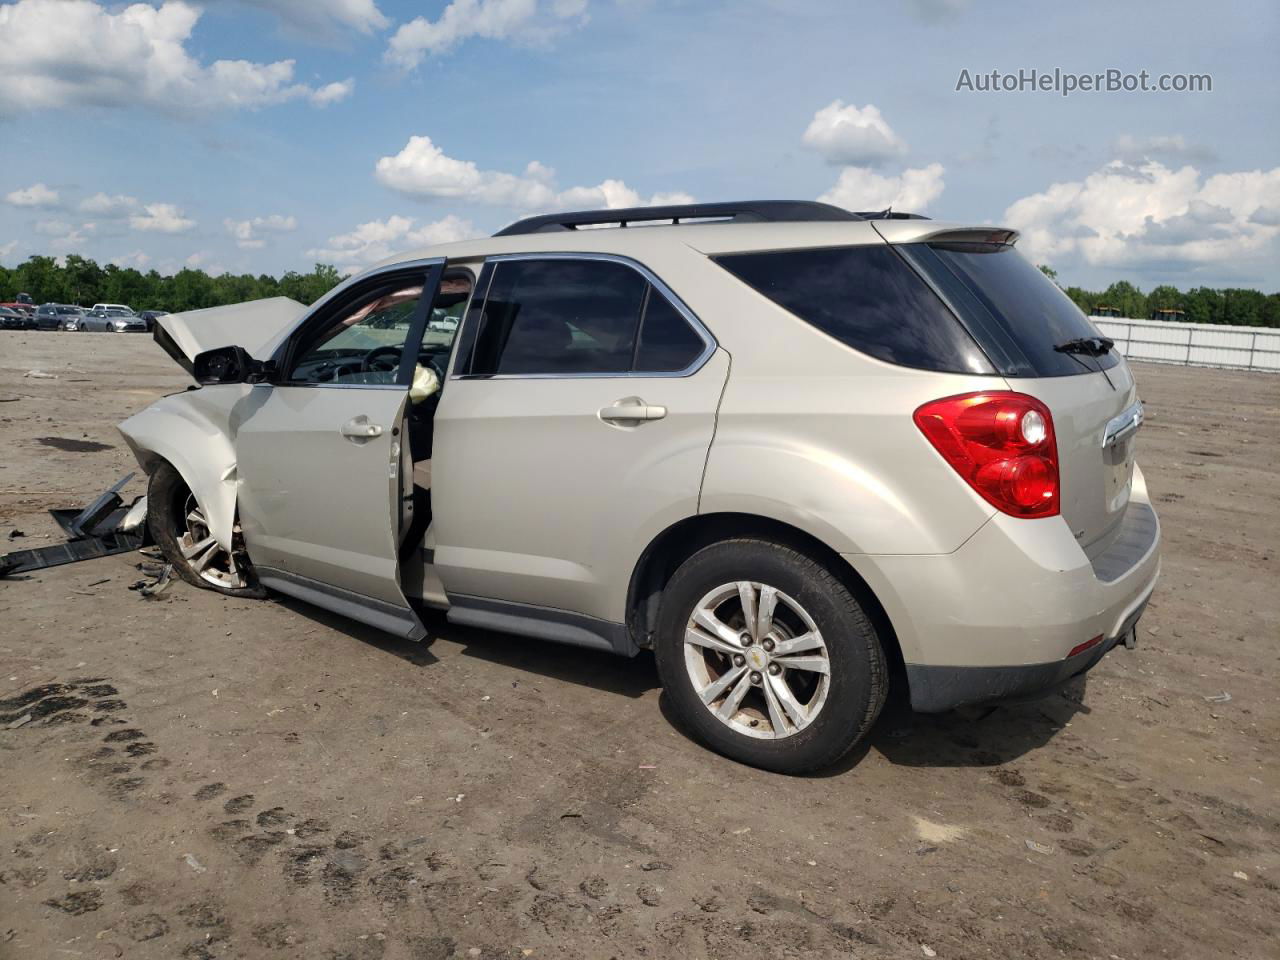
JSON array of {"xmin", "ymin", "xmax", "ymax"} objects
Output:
[{"xmin": 1054, "ymin": 336, "xmax": 1114, "ymax": 357}]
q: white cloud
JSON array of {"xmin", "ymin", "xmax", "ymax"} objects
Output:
[
  {"xmin": 1004, "ymin": 160, "xmax": 1280, "ymax": 275},
  {"xmin": 224, "ymin": 214, "xmax": 298, "ymax": 248},
  {"xmin": 0, "ymin": 0, "xmax": 352, "ymax": 114},
  {"xmin": 386, "ymin": 0, "xmax": 589, "ymax": 69},
  {"xmin": 79, "ymin": 192, "xmax": 140, "ymax": 217},
  {"xmin": 130, "ymin": 203, "xmax": 196, "ymax": 233},
  {"xmin": 803, "ymin": 101, "xmax": 907, "ymax": 167},
  {"xmin": 237, "ymin": 0, "xmax": 388, "ymax": 35},
  {"xmin": 110, "ymin": 250, "xmax": 152, "ymax": 269},
  {"xmin": 376, "ymin": 135, "xmax": 557, "ymax": 206},
  {"xmin": 307, "ymin": 214, "xmax": 478, "ymax": 273},
  {"xmin": 554, "ymin": 181, "xmax": 694, "ymax": 210},
  {"xmin": 1111, "ymin": 133, "xmax": 1217, "ymax": 166},
  {"xmin": 310, "ymin": 78, "xmax": 355, "ymax": 107},
  {"xmin": 819, "ymin": 163, "xmax": 946, "ymax": 213},
  {"xmin": 181, "ymin": 250, "xmax": 227, "ymax": 275},
  {"xmin": 375, "ymin": 135, "xmax": 692, "ymax": 212},
  {"xmin": 0, "ymin": 239, "xmax": 19, "ymax": 260},
  {"xmin": 5, "ymin": 182, "xmax": 60, "ymax": 208},
  {"xmin": 35, "ymin": 218, "xmax": 95, "ymax": 246}
]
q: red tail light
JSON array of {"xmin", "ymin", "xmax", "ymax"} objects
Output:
[{"xmin": 913, "ymin": 392, "xmax": 1059, "ymax": 518}]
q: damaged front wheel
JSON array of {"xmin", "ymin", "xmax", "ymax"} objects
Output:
[{"xmin": 147, "ymin": 463, "xmax": 265, "ymax": 598}]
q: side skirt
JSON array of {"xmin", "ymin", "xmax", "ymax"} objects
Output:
[
  {"xmin": 256, "ymin": 567, "xmax": 426, "ymax": 641},
  {"xmin": 446, "ymin": 594, "xmax": 637, "ymax": 657}
]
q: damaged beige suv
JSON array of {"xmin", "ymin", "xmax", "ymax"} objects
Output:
[{"xmin": 119, "ymin": 201, "xmax": 1160, "ymax": 773}]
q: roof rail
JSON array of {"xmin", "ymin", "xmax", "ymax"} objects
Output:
[{"xmin": 493, "ymin": 200, "xmax": 902, "ymax": 237}]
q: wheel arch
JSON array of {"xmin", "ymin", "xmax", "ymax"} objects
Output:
[
  {"xmin": 117, "ymin": 397, "xmax": 240, "ymax": 552},
  {"xmin": 625, "ymin": 512, "xmax": 907, "ymax": 684}
]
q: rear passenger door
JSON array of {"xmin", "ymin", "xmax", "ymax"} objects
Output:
[{"xmin": 430, "ymin": 254, "xmax": 729, "ymax": 626}]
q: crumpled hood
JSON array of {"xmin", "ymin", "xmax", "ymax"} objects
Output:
[{"xmin": 154, "ymin": 297, "xmax": 307, "ymax": 372}]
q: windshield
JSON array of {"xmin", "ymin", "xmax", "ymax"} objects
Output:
[{"xmin": 57, "ymin": 306, "xmax": 82, "ymax": 314}]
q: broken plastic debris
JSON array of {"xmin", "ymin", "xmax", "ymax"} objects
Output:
[
  {"xmin": 23, "ymin": 369, "xmax": 57, "ymax": 379},
  {"xmin": 922, "ymin": 946, "xmax": 937, "ymax": 958},
  {"xmin": 6, "ymin": 713, "xmax": 33, "ymax": 730},
  {"xmin": 1233, "ymin": 870, "xmax": 1249, "ymax": 880},
  {"xmin": 1203, "ymin": 691, "xmax": 1232, "ymax": 703},
  {"xmin": 1024, "ymin": 839, "xmax": 1055, "ymax": 855},
  {"xmin": 183, "ymin": 854, "xmax": 207, "ymax": 873}
]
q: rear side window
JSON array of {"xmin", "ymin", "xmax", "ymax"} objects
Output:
[
  {"xmin": 635, "ymin": 290, "xmax": 706, "ymax": 372},
  {"xmin": 905, "ymin": 242, "xmax": 1120, "ymax": 377},
  {"xmin": 714, "ymin": 245, "xmax": 993, "ymax": 374},
  {"xmin": 470, "ymin": 259, "xmax": 645, "ymax": 376},
  {"xmin": 460, "ymin": 258, "xmax": 710, "ymax": 377}
]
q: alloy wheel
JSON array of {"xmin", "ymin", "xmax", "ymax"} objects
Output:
[
  {"xmin": 178, "ymin": 494, "xmax": 248, "ymax": 590},
  {"xmin": 683, "ymin": 581, "xmax": 831, "ymax": 740}
]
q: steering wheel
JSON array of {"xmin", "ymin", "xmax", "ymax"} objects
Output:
[{"xmin": 362, "ymin": 344, "xmax": 402, "ymax": 373}]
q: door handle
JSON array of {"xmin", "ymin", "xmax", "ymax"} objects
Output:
[
  {"xmin": 599, "ymin": 397, "xmax": 667, "ymax": 423},
  {"xmin": 340, "ymin": 415, "xmax": 384, "ymax": 440}
]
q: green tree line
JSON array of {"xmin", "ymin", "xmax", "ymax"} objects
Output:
[
  {"xmin": 0, "ymin": 255, "xmax": 344, "ymax": 312},
  {"xmin": 2, "ymin": 253, "xmax": 1278, "ymax": 328},
  {"xmin": 1039, "ymin": 266, "xmax": 1280, "ymax": 328}
]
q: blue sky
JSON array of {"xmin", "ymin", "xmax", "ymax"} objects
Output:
[{"xmin": 1, "ymin": 0, "xmax": 1276, "ymax": 290}]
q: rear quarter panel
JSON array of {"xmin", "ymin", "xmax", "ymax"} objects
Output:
[{"xmin": 670, "ymin": 250, "xmax": 1002, "ymax": 556}]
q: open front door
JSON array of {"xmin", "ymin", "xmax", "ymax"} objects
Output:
[{"xmin": 234, "ymin": 261, "xmax": 443, "ymax": 639}]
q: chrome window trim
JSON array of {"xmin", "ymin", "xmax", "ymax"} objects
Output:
[
  {"xmin": 450, "ymin": 251, "xmax": 718, "ymax": 381},
  {"xmin": 259, "ymin": 381, "xmax": 405, "ymax": 392}
]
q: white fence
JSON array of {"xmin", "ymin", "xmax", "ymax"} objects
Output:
[{"xmin": 1093, "ymin": 317, "xmax": 1280, "ymax": 372}]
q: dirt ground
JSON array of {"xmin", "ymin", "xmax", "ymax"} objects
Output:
[{"xmin": 1, "ymin": 331, "xmax": 1277, "ymax": 960}]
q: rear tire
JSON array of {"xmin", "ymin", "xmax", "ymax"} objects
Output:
[
  {"xmin": 147, "ymin": 463, "xmax": 265, "ymax": 598},
  {"xmin": 654, "ymin": 538, "xmax": 887, "ymax": 774}
]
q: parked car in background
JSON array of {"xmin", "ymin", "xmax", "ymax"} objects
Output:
[
  {"xmin": 138, "ymin": 310, "xmax": 169, "ymax": 332},
  {"xmin": 107, "ymin": 309, "xmax": 148, "ymax": 333},
  {"xmin": 35, "ymin": 304, "xmax": 84, "ymax": 330},
  {"xmin": 91, "ymin": 302, "xmax": 133, "ymax": 314},
  {"xmin": 0, "ymin": 293, "xmax": 37, "ymax": 317},
  {"xmin": 70, "ymin": 307, "xmax": 118, "ymax": 332},
  {"xmin": 76, "ymin": 307, "xmax": 144, "ymax": 332},
  {"xmin": 0, "ymin": 306, "xmax": 37, "ymax": 330}
]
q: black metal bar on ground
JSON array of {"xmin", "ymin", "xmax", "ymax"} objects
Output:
[{"xmin": 0, "ymin": 530, "xmax": 145, "ymax": 577}]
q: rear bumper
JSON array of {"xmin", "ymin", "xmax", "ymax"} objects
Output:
[
  {"xmin": 904, "ymin": 600, "xmax": 1145, "ymax": 712},
  {"xmin": 844, "ymin": 465, "xmax": 1161, "ymax": 712}
]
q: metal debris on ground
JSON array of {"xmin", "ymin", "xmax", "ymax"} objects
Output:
[
  {"xmin": 129, "ymin": 561, "xmax": 175, "ymax": 598},
  {"xmin": 0, "ymin": 473, "xmax": 150, "ymax": 578}
]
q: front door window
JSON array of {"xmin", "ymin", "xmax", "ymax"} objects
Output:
[{"xmin": 288, "ymin": 283, "xmax": 424, "ymax": 385}]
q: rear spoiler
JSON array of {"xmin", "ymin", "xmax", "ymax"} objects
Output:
[{"xmin": 871, "ymin": 221, "xmax": 1020, "ymax": 247}]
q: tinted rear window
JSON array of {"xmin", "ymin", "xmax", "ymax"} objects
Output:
[
  {"xmin": 714, "ymin": 245, "xmax": 993, "ymax": 374},
  {"xmin": 906, "ymin": 242, "xmax": 1119, "ymax": 377}
]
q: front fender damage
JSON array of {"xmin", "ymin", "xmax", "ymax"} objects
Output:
[{"xmin": 117, "ymin": 389, "xmax": 246, "ymax": 553}]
